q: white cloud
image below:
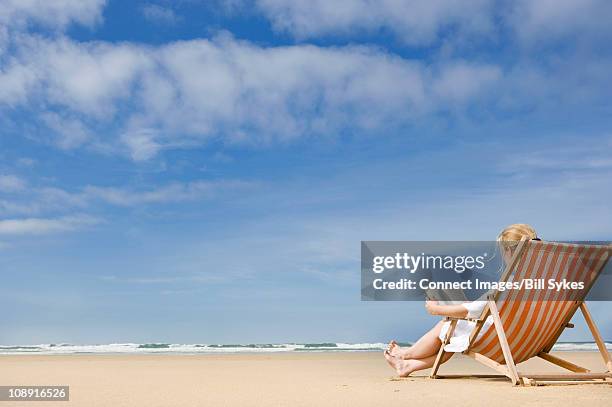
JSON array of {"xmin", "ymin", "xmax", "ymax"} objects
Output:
[
  {"xmin": 144, "ymin": 38, "xmax": 435, "ymax": 142},
  {"xmin": 0, "ymin": 1, "xmax": 610, "ymax": 161},
  {"xmin": 252, "ymin": 0, "xmax": 612, "ymax": 47},
  {"xmin": 11, "ymin": 36, "xmax": 151, "ymax": 118},
  {"xmin": 432, "ymin": 61, "xmax": 501, "ymax": 104},
  {"xmin": 120, "ymin": 129, "xmax": 162, "ymax": 161},
  {"xmin": 498, "ymin": 139, "xmax": 612, "ymax": 174},
  {"xmin": 0, "ymin": 175, "xmax": 26, "ymax": 192},
  {"xmin": 41, "ymin": 112, "xmax": 92, "ymax": 149},
  {"xmin": 0, "ymin": 178, "xmax": 256, "ymax": 216},
  {"xmin": 509, "ymin": 0, "xmax": 612, "ymax": 44},
  {"xmin": 255, "ymin": 0, "xmax": 494, "ymax": 45},
  {"xmin": 141, "ymin": 4, "xmax": 180, "ymax": 25},
  {"xmin": 83, "ymin": 179, "xmax": 255, "ymax": 206},
  {"xmin": 0, "ymin": 56, "xmax": 38, "ymax": 106},
  {"xmin": 0, "ymin": 215, "xmax": 99, "ymax": 235},
  {"xmin": 1, "ymin": 34, "xmax": 503, "ymax": 159},
  {"xmin": 0, "ymin": 0, "xmax": 106, "ymax": 31},
  {"xmin": 0, "ymin": 199, "xmax": 41, "ymax": 216}
]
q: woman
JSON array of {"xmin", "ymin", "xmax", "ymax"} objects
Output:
[{"xmin": 384, "ymin": 223, "xmax": 538, "ymax": 377}]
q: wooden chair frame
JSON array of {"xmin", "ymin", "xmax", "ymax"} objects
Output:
[{"xmin": 430, "ymin": 238, "xmax": 612, "ymax": 386}]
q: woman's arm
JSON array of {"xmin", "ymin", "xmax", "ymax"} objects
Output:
[{"xmin": 425, "ymin": 300, "xmax": 468, "ymax": 318}]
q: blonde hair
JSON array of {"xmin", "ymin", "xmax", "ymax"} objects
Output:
[{"xmin": 497, "ymin": 223, "xmax": 538, "ymax": 250}]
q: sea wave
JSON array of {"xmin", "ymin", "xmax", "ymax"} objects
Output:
[{"xmin": 0, "ymin": 342, "xmax": 608, "ymax": 355}]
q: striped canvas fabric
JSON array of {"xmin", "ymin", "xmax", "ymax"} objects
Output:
[{"xmin": 470, "ymin": 241, "xmax": 610, "ymax": 364}]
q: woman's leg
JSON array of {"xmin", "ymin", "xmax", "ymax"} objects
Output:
[
  {"xmin": 388, "ymin": 320, "xmax": 445, "ymax": 359},
  {"xmin": 394, "ymin": 352, "xmax": 454, "ymax": 377}
]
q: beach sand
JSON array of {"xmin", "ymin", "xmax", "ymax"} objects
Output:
[{"xmin": 1, "ymin": 351, "xmax": 610, "ymax": 406}]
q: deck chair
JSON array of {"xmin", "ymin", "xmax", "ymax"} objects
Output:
[{"xmin": 430, "ymin": 238, "xmax": 612, "ymax": 386}]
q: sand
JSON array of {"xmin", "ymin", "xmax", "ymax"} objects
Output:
[{"xmin": 1, "ymin": 352, "xmax": 610, "ymax": 406}]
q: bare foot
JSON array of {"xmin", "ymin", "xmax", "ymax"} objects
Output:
[
  {"xmin": 383, "ymin": 350, "xmax": 396, "ymax": 370},
  {"xmin": 383, "ymin": 351, "xmax": 414, "ymax": 377},
  {"xmin": 387, "ymin": 340, "xmax": 409, "ymax": 359},
  {"xmin": 394, "ymin": 359, "xmax": 414, "ymax": 377}
]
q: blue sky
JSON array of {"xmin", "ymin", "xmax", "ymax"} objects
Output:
[{"xmin": 1, "ymin": 0, "xmax": 612, "ymax": 345}]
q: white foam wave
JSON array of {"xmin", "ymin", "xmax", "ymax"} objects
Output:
[
  {"xmin": 0, "ymin": 342, "xmax": 607, "ymax": 355},
  {"xmin": 0, "ymin": 342, "xmax": 387, "ymax": 355}
]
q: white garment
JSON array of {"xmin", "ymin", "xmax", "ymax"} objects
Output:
[{"xmin": 438, "ymin": 301, "xmax": 494, "ymax": 352}]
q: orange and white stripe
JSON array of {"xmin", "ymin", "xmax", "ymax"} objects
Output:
[{"xmin": 470, "ymin": 241, "xmax": 610, "ymax": 364}]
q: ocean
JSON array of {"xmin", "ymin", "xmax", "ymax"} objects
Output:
[{"xmin": 0, "ymin": 342, "xmax": 609, "ymax": 355}]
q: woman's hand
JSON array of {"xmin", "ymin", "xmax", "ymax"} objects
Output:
[{"xmin": 425, "ymin": 300, "xmax": 440, "ymax": 315}]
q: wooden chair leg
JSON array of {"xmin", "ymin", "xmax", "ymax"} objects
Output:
[
  {"xmin": 489, "ymin": 300, "xmax": 520, "ymax": 385},
  {"xmin": 467, "ymin": 351, "xmax": 514, "ymax": 377},
  {"xmin": 580, "ymin": 302, "xmax": 612, "ymax": 372},
  {"xmin": 538, "ymin": 352, "xmax": 590, "ymax": 373},
  {"xmin": 430, "ymin": 319, "xmax": 457, "ymax": 378}
]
